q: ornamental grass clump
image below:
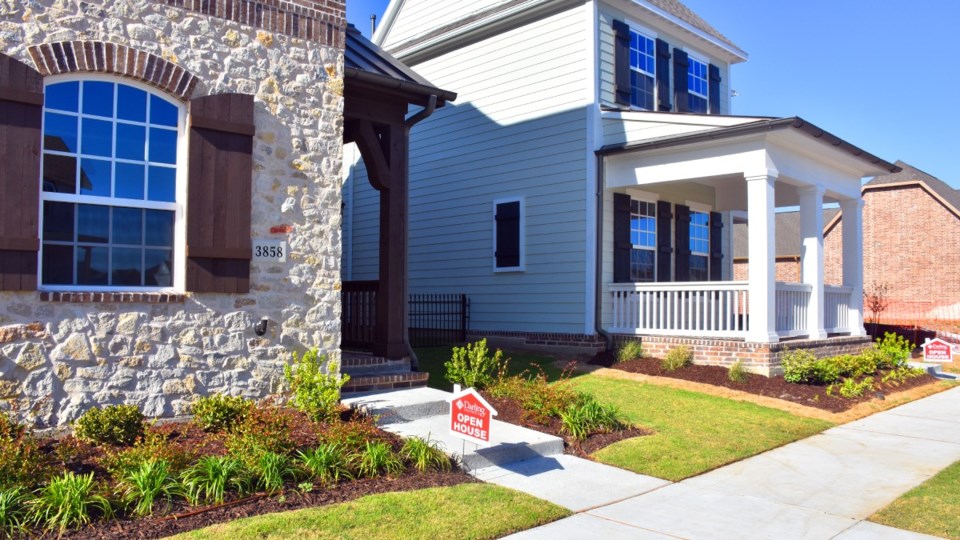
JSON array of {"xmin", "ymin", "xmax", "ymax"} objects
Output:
[
  {"xmin": 444, "ymin": 339, "xmax": 504, "ymax": 390},
  {"xmin": 29, "ymin": 471, "xmax": 112, "ymax": 534},
  {"xmin": 661, "ymin": 345, "xmax": 692, "ymax": 372},
  {"xmin": 180, "ymin": 456, "xmax": 250, "ymax": 505},
  {"xmin": 298, "ymin": 444, "xmax": 355, "ymax": 486},
  {"xmin": 355, "ymin": 441, "xmax": 403, "ymax": 479},
  {"xmin": 559, "ymin": 395, "xmax": 628, "ymax": 441},
  {"xmin": 251, "ymin": 452, "xmax": 300, "ymax": 494},
  {"xmin": 73, "ymin": 404, "xmax": 144, "ymax": 447},
  {"xmin": 0, "ymin": 486, "xmax": 30, "ymax": 537},
  {"xmin": 616, "ymin": 340, "xmax": 644, "ymax": 363},
  {"xmin": 284, "ymin": 349, "xmax": 349, "ymax": 423},
  {"xmin": 727, "ymin": 360, "xmax": 750, "ymax": 384},
  {"xmin": 117, "ymin": 459, "xmax": 182, "ymax": 517},
  {"xmin": 400, "ymin": 437, "xmax": 451, "ymax": 473}
]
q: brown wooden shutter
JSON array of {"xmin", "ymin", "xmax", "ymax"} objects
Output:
[
  {"xmin": 0, "ymin": 54, "xmax": 43, "ymax": 291},
  {"xmin": 673, "ymin": 48, "xmax": 689, "ymax": 113},
  {"xmin": 655, "ymin": 39, "xmax": 672, "ymax": 111},
  {"xmin": 613, "ymin": 193, "xmax": 631, "ymax": 283},
  {"xmin": 708, "ymin": 64, "xmax": 722, "ymax": 115},
  {"xmin": 186, "ymin": 93, "xmax": 255, "ymax": 293},
  {"xmin": 709, "ymin": 211, "xmax": 723, "ymax": 281},
  {"xmin": 656, "ymin": 201, "xmax": 672, "ymax": 282},
  {"xmin": 612, "ymin": 20, "xmax": 631, "ymax": 106},
  {"xmin": 674, "ymin": 204, "xmax": 691, "ymax": 281}
]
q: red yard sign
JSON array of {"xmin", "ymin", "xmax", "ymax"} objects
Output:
[
  {"xmin": 923, "ymin": 338, "xmax": 953, "ymax": 363},
  {"xmin": 449, "ymin": 388, "xmax": 497, "ymax": 445}
]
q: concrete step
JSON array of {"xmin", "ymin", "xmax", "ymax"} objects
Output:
[
  {"xmin": 343, "ymin": 387, "xmax": 451, "ymax": 423},
  {"xmin": 341, "ymin": 371, "xmax": 429, "ymax": 394},
  {"xmin": 341, "ymin": 354, "xmax": 412, "ymax": 376},
  {"xmin": 909, "ymin": 361, "xmax": 958, "ymax": 380}
]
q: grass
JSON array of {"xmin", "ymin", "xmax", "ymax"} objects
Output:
[
  {"xmin": 415, "ymin": 346, "xmax": 567, "ymax": 390},
  {"xmin": 571, "ymin": 375, "xmax": 833, "ymax": 481},
  {"xmin": 871, "ymin": 460, "xmax": 960, "ymax": 539},
  {"xmin": 170, "ymin": 483, "xmax": 569, "ymax": 540}
]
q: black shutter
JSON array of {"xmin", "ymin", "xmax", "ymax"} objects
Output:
[
  {"xmin": 613, "ymin": 20, "xmax": 631, "ymax": 106},
  {"xmin": 187, "ymin": 93, "xmax": 255, "ymax": 293},
  {"xmin": 710, "ymin": 211, "xmax": 723, "ymax": 281},
  {"xmin": 0, "ymin": 54, "xmax": 43, "ymax": 292},
  {"xmin": 708, "ymin": 64, "xmax": 722, "ymax": 115},
  {"xmin": 674, "ymin": 204, "xmax": 691, "ymax": 281},
  {"xmin": 613, "ymin": 193, "xmax": 631, "ymax": 282},
  {"xmin": 656, "ymin": 201, "xmax": 672, "ymax": 282},
  {"xmin": 495, "ymin": 200, "xmax": 521, "ymax": 269},
  {"xmin": 673, "ymin": 48, "xmax": 689, "ymax": 113},
  {"xmin": 655, "ymin": 39, "xmax": 672, "ymax": 111}
]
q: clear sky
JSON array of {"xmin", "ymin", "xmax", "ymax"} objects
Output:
[{"xmin": 346, "ymin": 0, "xmax": 960, "ymax": 185}]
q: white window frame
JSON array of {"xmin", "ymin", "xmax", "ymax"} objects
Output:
[
  {"xmin": 687, "ymin": 202, "xmax": 710, "ymax": 281},
  {"xmin": 627, "ymin": 23, "xmax": 657, "ymax": 111},
  {"xmin": 492, "ymin": 196, "xmax": 525, "ymax": 273},
  {"xmin": 37, "ymin": 74, "xmax": 188, "ymax": 293},
  {"xmin": 629, "ymin": 195, "xmax": 657, "ymax": 282},
  {"xmin": 685, "ymin": 50, "xmax": 710, "ymax": 113}
]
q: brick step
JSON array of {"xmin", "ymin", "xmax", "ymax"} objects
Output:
[
  {"xmin": 341, "ymin": 354, "xmax": 411, "ymax": 376},
  {"xmin": 341, "ymin": 371, "xmax": 430, "ymax": 394}
]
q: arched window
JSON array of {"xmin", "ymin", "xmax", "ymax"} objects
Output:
[{"xmin": 39, "ymin": 78, "xmax": 184, "ymax": 289}]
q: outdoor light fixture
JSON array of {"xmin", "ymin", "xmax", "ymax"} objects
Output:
[{"xmin": 254, "ymin": 317, "xmax": 269, "ymax": 337}]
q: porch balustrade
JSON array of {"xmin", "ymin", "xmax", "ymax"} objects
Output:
[
  {"xmin": 824, "ymin": 285, "xmax": 853, "ymax": 333},
  {"xmin": 774, "ymin": 282, "xmax": 811, "ymax": 338}
]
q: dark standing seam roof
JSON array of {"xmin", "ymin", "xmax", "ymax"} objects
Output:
[{"xmin": 344, "ymin": 24, "xmax": 457, "ymax": 103}]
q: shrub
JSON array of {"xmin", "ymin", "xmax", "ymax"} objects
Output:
[
  {"xmin": 284, "ymin": 349, "xmax": 349, "ymax": 423},
  {"xmin": 0, "ymin": 486, "xmax": 30, "ymax": 537},
  {"xmin": 444, "ymin": 339, "xmax": 504, "ymax": 390},
  {"xmin": 829, "ymin": 377, "xmax": 875, "ymax": 399},
  {"xmin": 181, "ymin": 456, "xmax": 250, "ymax": 505},
  {"xmin": 226, "ymin": 405, "xmax": 296, "ymax": 468},
  {"xmin": 876, "ymin": 332, "xmax": 914, "ymax": 368},
  {"xmin": 782, "ymin": 350, "xmax": 818, "ymax": 383},
  {"xmin": 117, "ymin": 459, "xmax": 182, "ymax": 517},
  {"xmin": 489, "ymin": 373, "xmax": 578, "ymax": 425},
  {"xmin": 29, "ymin": 471, "xmax": 112, "ymax": 533},
  {"xmin": 319, "ymin": 416, "xmax": 388, "ymax": 451},
  {"xmin": 191, "ymin": 394, "xmax": 254, "ymax": 433},
  {"xmin": 616, "ymin": 340, "xmax": 644, "ymax": 363},
  {"xmin": 355, "ymin": 441, "xmax": 403, "ymax": 478},
  {"xmin": 251, "ymin": 452, "xmax": 300, "ymax": 494},
  {"xmin": 400, "ymin": 437, "xmax": 451, "ymax": 473},
  {"xmin": 661, "ymin": 346, "xmax": 692, "ymax": 372},
  {"xmin": 0, "ymin": 414, "xmax": 50, "ymax": 490},
  {"xmin": 101, "ymin": 429, "xmax": 194, "ymax": 479},
  {"xmin": 298, "ymin": 444, "xmax": 355, "ymax": 485},
  {"xmin": 559, "ymin": 396, "xmax": 628, "ymax": 441},
  {"xmin": 73, "ymin": 404, "xmax": 144, "ymax": 447},
  {"xmin": 727, "ymin": 360, "xmax": 749, "ymax": 384},
  {"xmin": 882, "ymin": 366, "xmax": 924, "ymax": 386}
]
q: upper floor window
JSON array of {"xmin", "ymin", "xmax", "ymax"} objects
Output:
[
  {"xmin": 40, "ymin": 79, "xmax": 182, "ymax": 289},
  {"xmin": 630, "ymin": 199, "xmax": 656, "ymax": 281},
  {"xmin": 687, "ymin": 56, "xmax": 709, "ymax": 113},
  {"xmin": 629, "ymin": 30, "xmax": 656, "ymax": 111},
  {"xmin": 689, "ymin": 210, "xmax": 709, "ymax": 280}
]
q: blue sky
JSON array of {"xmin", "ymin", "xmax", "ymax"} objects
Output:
[{"xmin": 347, "ymin": 0, "xmax": 960, "ymax": 185}]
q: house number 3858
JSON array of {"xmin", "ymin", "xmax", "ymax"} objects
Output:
[{"xmin": 252, "ymin": 240, "xmax": 287, "ymax": 263}]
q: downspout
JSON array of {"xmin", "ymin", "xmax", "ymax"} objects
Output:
[
  {"xmin": 401, "ymin": 94, "xmax": 438, "ymax": 370},
  {"xmin": 594, "ymin": 154, "xmax": 613, "ymax": 352}
]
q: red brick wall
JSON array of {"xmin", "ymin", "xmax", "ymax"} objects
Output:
[{"xmin": 732, "ymin": 258, "xmax": 801, "ymax": 283}]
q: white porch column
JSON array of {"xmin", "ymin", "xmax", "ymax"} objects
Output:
[
  {"xmin": 746, "ymin": 173, "xmax": 778, "ymax": 342},
  {"xmin": 840, "ymin": 198, "xmax": 867, "ymax": 336},
  {"xmin": 799, "ymin": 185, "xmax": 827, "ymax": 339}
]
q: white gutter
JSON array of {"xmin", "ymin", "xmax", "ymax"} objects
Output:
[{"xmin": 372, "ymin": 0, "xmax": 405, "ymax": 45}]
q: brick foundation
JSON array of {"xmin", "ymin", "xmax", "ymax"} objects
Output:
[{"xmin": 467, "ymin": 330, "xmax": 606, "ymax": 356}]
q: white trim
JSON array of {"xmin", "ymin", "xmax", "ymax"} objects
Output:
[
  {"xmin": 492, "ymin": 196, "xmax": 526, "ymax": 273},
  {"xmin": 584, "ymin": 0, "xmax": 599, "ymax": 335},
  {"xmin": 684, "ymin": 200, "xmax": 711, "ymax": 214},
  {"xmin": 631, "ymin": 0, "xmax": 747, "ymax": 62},
  {"xmin": 372, "ymin": 0, "xmax": 405, "ymax": 45},
  {"xmin": 626, "ymin": 188, "xmax": 659, "ymax": 201}
]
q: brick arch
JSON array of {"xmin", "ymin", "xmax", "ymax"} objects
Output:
[{"xmin": 26, "ymin": 41, "xmax": 199, "ymax": 101}]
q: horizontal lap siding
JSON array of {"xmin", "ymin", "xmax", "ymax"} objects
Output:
[{"xmin": 381, "ymin": 0, "xmax": 513, "ymax": 49}]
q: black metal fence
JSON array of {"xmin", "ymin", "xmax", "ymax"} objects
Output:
[{"xmin": 342, "ymin": 280, "xmax": 378, "ymax": 349}]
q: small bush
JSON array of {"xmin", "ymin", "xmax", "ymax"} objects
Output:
[
  {"xmin": 73, "ymin": 404, "xmax": 144, "ymax": 447},
  {"xmin": 250, "ymin": 452, "xmax": 299, "ymax": 494},
  {"xmin": 444, "ymin": 339, "xmax": 504, "ymax": 390},
  {"xmin": 559, "ymin": 396, "xmax": 628, "ymax": 441},
  {"xmin": 829, "ymin": 377, "xmax": 875, "ymax": 399},
  {"xmin": 661, "ymin": 346, "xmax": 692, "ymax": 372},
  {"xmin": 782, "ymin": 350, "xmax": 818, "ymax": 383},
  {"xmin": 29, "ymin": 471, "xmax": 112, "ymax": 533},
  {"xmin": 355, "ymin": 441, "xmax": 403, "ymax": 478},
  {"xmin": 298, "ymin": 444, "xmax": 355, "ymax": 486},
  {"xmin": 616, "ymin": 340, "xmax": 644, "ymax": 363},
  {"xmin": 181, "ymin": 456, "xmax": 250, "ymax": 506},
  {"xmin": 226, "ymin": 405, "xmax": 296, "ymax": 468},
  {"xmin": 319, "ymin": 416, "xmax": 388, "ymax": 451},
  {"xmin": 876, "ymin": 332, "xmax": 914, "ymax": 368},
  {"xmin": 0, "ymin": 414, "xmax": 50, "ymax": 490},
  {"xmin": 0, "ymin": 486, "xmax": 30, "ymax": 537},
  {"xmin": 284, "ymin": 349, "xmax": 349, "ymax": 423},
  {"xmin": 191, "ymin": 394, "xmax": 254, "ymax": 433},
  {"xmin": 400, "ymin": 437, "xmax": 451, "ymax": 473},
  {"xmin": 882, "ymin": 366, "xmax": 924, "ymax": 386},
  {"xmin": 727, "ymin": 360, "xmax": 749, "ymax": 384},
  {"xmin": 117, "ymin": 459, "xmax": 181, "ymax": 517},
  {"xmin": 490, "ymin": 373, "xmax": 579, "ymax": 425},
  {"xmin": 101, "ymin": 429, "xmax": 194, "ymax": 479}
]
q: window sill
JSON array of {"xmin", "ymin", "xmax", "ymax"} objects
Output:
[{"xmin": 39, "ymin": 292, "xmax": 187, "ymax": 304}]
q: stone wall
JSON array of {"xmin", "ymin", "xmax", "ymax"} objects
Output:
[{"xmin": 0, "ymin": 0, "xmax": 345, "ymax": 427}]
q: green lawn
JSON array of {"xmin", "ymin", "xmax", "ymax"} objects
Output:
[
  {"xmin": 415, "ymin": 346, "xmax": 567, "ymax": 391},
  {"xmin": 171, "ymin": 483, "xmax": 569, "ymax": 540},
  {"xmin": 571, "ymin": 375, "xmax": 833, "ymax": 481},
  {"xmin": 871, "ymin": 460, "xmax": 960, "ymax": 539}
]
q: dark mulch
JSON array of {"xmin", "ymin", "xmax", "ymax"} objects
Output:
[
  {"xmin": 590, "ymin": 351, "xmax": 937, "ymax": 413},
  {"xmin": 480, "ymin": 393, "xmax": 650, "ymax": 457}
]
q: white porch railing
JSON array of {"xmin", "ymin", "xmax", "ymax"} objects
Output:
[
  {"xmin": 824, "ymin": 285, "xmax": 853, "ymax": 333},
  {"xmin": 609, "ymin": 282, "xmax": 749, "ymax": 338},
  {"xmin": 775, "ymin": 282, "xmax": 811, "ymax": 338}
]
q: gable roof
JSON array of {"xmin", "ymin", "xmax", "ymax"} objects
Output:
[{"xmin": 644, "ymin": 0, "xmax": 739, "ymax": 51}]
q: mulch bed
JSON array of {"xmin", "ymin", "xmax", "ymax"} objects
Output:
[
  {"xmin": 480, "ymin": 392, "xmax": 650, "ymax": 457},
  {"xmin": 589, "ymin": 351, "xmax": 937, "ymax": 413}
]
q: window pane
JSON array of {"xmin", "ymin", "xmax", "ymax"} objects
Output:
[
  {"xmin": 77, "ymin": 204, "xmax": 109, "ymax": 243},
  {"xmin": 145, "ymin": 249, "xmax": 173, "ymax": 286},
  {"xmin": 76, "ymin": 245, "xmax": 108, "ymax": 285},
  {"xmin": 690, "ymin": 255, "xmax": 708, "ymax": 281},
  {"xmin": 42, "ymin": 201, "xmax": 74, "ymax": 242},
  {"xmin": 147, "ymin": 166, "xmax": 176, "ymax": 202},
  {"xmin": 117, "ymin": 85, "xmax": 147, "ymax": 122},
  {"xmin": 145, "ymin": 210, "xmax": 174, "ymax": 247},
  {"xmin": 81, "ymin": 118, "xmax": 113, "ymax": 157},
  {"xmin": 45, "ymin": 82, "xmax": 79, "ymax": 113},
  {"xmin": 42, "ymin": 244, "xmax": 74, "ymax": 284},
  {"xmin": 116, "ymin": 124, "xmax": 146, "ymax": 160},
  {"xmin": 42, "ymin": 154, "xmax": 77, "ymax": 193},
  {"xmin": 82, "ymin": 81, "xmax": 114, "ymax": 118},
  {"xmin": 148, "ymin": 128, "xmax": 177, "ymax": 164},
  {"xmin": 630, "ymin": 249, "xmax": 655, "ymax": 282},
  {"xmin": 79, "ymin": 158, "xmax": 111, "ymax": 197},
  {"xmin": 112, "ymin": 207, "xmax": 143, "ymax": 245},
  {"xmin": 112, "ymin": 248, "xmax": 143, "ymax": 286},
  {"xmin": 150, "ymin": 95, "xmax": 178, "ymax": 127},
  {"xmin": 44, "ymin": 113, "xmax": 78, "ymax": 153},
  {"xmin": 115, "ymin": 163, "xmax": 145, "ymax": 200}
]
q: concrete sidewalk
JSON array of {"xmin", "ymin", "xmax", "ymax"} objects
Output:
[{"xmin": 506, "ymin": 385, "xmax": 960, "ymax": 540}]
